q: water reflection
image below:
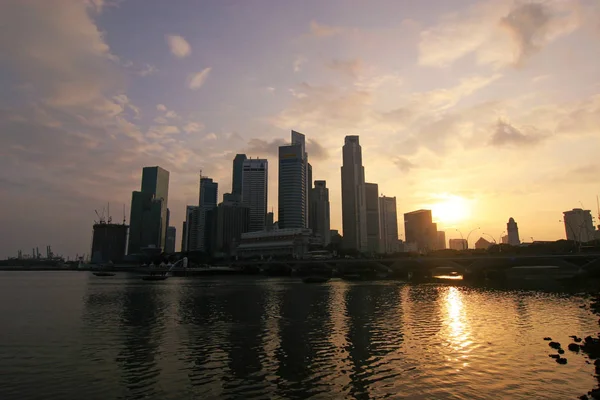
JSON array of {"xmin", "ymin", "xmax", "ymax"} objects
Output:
[
  {"xmin": 442, "ymin": 287, "xmax": 471, "ymax": 368},
  {"xmin": 69, "ymin": 277, "xmax": 600, "ymax": 399}
]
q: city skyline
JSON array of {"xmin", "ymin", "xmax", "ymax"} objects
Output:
[{"xmin": 1, "ymin": 0, "xmax": 600, "ymax": 258}]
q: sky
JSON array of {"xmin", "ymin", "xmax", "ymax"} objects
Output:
[{"xmin": 1, "ymin": 0, "xmax": 599, "ymax": 258}]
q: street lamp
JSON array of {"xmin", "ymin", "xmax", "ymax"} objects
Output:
[
  {"xmin": 455, "ymin": 229, "xmax": 465, "ymax": 250},
  {"xmin": 482, "ymin": 233, "xmax": 497, "ymax": 243},
  {"xmin": 466, "ymin": 227, "xmax": 481, "ymax": 250}
]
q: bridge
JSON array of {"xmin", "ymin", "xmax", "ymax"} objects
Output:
[{"xmin": 221, "ymin": 253, "xmax": 600, "ymax": 282}]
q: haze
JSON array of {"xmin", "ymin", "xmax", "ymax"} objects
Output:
[{"xmin": 1, "ymin": 0, "xmax": 599, "ymax": 258}]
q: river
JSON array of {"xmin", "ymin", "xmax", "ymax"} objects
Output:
[{"xmin": 0, "ymin": 271, "xmax": 597, "ymax": 399}]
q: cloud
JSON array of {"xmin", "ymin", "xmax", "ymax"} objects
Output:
[
  {"xmin": 183, "ymin": 122, "xmax": 204, "ymax": 133},
  {"xmin": 306, "ymin": 139, "xmax": 329, "ymax": 161},
  {"xmin": 489, "ymin": 120, "xmax": 545, "ymax": 147},
  {"xmin": 532, "ymin": 74, "xmax": 552, "ymax": 84},
  {"xmin": 139, "ymin": 63, "xmax": 158, "ymax": 77},
  {"xmin": 419, "ymin": 0, "xmax": 582, "ymax": 68},
  {"xmin": 309, "ymin": 20, "xmax": 344, "ymax": 37},
  {"xmin": 188, "ymin": 67, "xmax": 212, "ymax": 90},
  {"xmin": 394, "ymin": 157, "xmax": 417, "ymax": 172},
  {"xmin": 326, "ymin": 58, "xmax": 364, "ymax": 78},
  {"xmin": 166, "ymin": 34, "xmax": 191, "ymax": 58},
  {"xmin": 165, "ymin": 110, "xmax": 178, "ymax": 119},
  {"xmin": 293, "ymin": 55, "xmax": 306, "ymax": 72},
  {"xmin": 245, "ymin": 138, "xmax": 287, "ymax": 157},
  {"xmin": 156, "ymin": 104, "xmax": 167, "ymax": 112},
  {"xmin": 204, "ymin": 133, "xmax": 217, "ymax": 141}
]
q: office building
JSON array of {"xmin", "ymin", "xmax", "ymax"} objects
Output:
[
  {"xmin": 475, "ymin": 237, "xmax": 492, "ymax": 250},
  {"xmin": 197, "ymin": 176, "xmax": 218, "ymax": 252},
  {"xmin": 309, "ymin": 180, "xmax": 331, "ymax": 246},
  {"xmin": 365, "ymin": 183, "xmax": 380, "ymax": 253},
  {"xmin": 449, "ymin": 238, "xmax": 468, "ymax": 250},
  {"xmin": 165, "ymin": 226, "xmax": 176, "ymax": 254},
  {"xmin": 404, "ymin": 209, "xmax": 437, "ymax": 253},
  {"xmin": 236, "ymin": 228, "xmax": 312, "ymax": 259},
  {"xmin": 278, "ymin": 131, "xmax": 309, "ymax": 229},
  {"xmin": 437, "ymin": 231, "xmax": 446, "ymax": 250},
  {"xmin": 563, "ymin": 208, "xmax": 596, "ymax": 243},
  {"xmin": 379, "ymin": 195, "xmax": 399, "ymax": 254},
  {"xmin": 266, "ymin": 212, "xmax": 274, "ymax": 231},
  {"xmin": 242, "ymin": 158, "xmax": 268, "ymax": 232},
  {"xmin": 181, "ymin": 221, "xmax": 187, "ymax": 252},
  {"xmin": 341, "ymin": 136, "xmax": 368, "ymax": 251},
  {"xmin": 507, "ymin": 217, "xmax": 520, "ymax": 246},
  {"xmin": 183, "ymin": 205, "xmax": 199, "ymax": 251},
  {"xmin": 232, "ymin": 154, "xmax": 247, "ymax": 199},
  {"xmin": 501, "ymin": 235, "xmax": 509, "ymax": 244},
  {"xmin": 91, "ymin": 222, "xmax": 128, "ymax": 263},
  {"xmin": 128, "ymin": 166, "xmax": 169, "ymax": 254},
  {"xmin": 213, "ymin": 201, "xmax": 250, "ymax": 255}
]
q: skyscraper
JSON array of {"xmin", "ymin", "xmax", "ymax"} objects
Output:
[
  {"xmin": 309, "ymin": 180, "xmax": 331, "ymax": 246},
  {"xmin": 183, "ymin": 205, "xmax": 199, "ymax": 251},
  {"xmin": 507, "ymin": 217, "xmax": 520, "ymax": 246},
  {"xmin": 278, "ymin": 131, "xmax": 308, "ymax": 229},
  {"xmin": 404, "ymin": 209, "xmax": 437, "ymax": 253},
  {"xmin": 242, "ymin": 158, "xmax": 268, "ymax": 232},
  {"xmin": 379, "ymin": 195, "xmax": 399, "ymax": 254},
  {"xmin": 341, "ymin": 136, "xmax": 367, "ymax": 251},
  {"xmin": 232, "ymin": 154, "xmax": 247, "ymax": 199},
  {"xmin": 128, "ymin": 166, "xmax": 170, "ymax": 254},
  {"xmin": 365, "ymin": 183, "xmax": 380, "ymax": 253},
  {"xmin": 165, "ymin": 226, "xmax": 176, "ymax": 253},
  {"xmin": 197, "ymin": 176, "xmax": 218, "ymax": 252},
  {"xmin": 214, "ymin": 200, "xmax": 250, "ymax": 255},
  {"xmin": 563, "ymin": 209, "xmax": 595, "ymax": 243}
]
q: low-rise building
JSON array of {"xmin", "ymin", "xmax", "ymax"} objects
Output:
[{"xmin": 235, "ymin": 228, "xmax": 312, "ymax": 259}]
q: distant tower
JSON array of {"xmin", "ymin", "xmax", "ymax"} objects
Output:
[
  {"xmin": 507, "ymin": 217, "xmax": 520, "ymax": 246},
  {"xmin": 341, "ymin": 136, "xmax": 368, "ymax": 251},
  {"xmin": 364, "ymin": 183, "xmax": 380, "ymax": 253},
  {"xmin": 232, "ymin": 154, "xmax": 247, "ymax": 200},
  {"xmin": 309, "ymin": 180, "xmax": 331, "ymax": 246},
  {"xmin": 242, "ymin": 158, "xmax": 268, "ymax": 232},
  {"xmin": 278, "ymin": 131, "xmax": 309, "ymax": 229},
  {"xmin": 379, "ymin": 195, "xmax": 399, "ymax": 254}
]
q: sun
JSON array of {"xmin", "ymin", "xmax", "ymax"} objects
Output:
[{"xmin": 430, "ymin": 194, "xmax": 471, "ymax": 224}]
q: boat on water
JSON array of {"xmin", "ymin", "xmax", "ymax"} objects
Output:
[
  {"xmin": 93, "ymin": 271, "xmax": 115, "ymax": 277},
  {"xmin": 302, "ymin": 276, "xmax": 330, "ymax": 283}
]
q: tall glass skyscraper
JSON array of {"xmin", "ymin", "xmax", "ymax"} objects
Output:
[
  {"xmin": 278, "ymin": 131, "xmax": 308, "ymax": 229},
  {"xmin": 341, "ymin": 136, "xmax": 367, "ymax": 251},
  {"xmin": 232, "ymin": 154, "xmax": 247, "ymax": 199},
  {"xmin": 197, "ymin": 176, "xmax": 218, "ymax": 252},
  {"xmin": 128, "ymin": 166, "xmax": 170, "ymax": 254},
  {"xmin": 242, "ymin": 158, "xmax": 268, "ymax": 232}
]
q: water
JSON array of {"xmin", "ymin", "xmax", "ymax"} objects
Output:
[{"xmin": 0, "ymin": 272, "xmax": 598, "ymax": 399}]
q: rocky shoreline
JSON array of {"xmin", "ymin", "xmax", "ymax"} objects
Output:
[{"xmin": 545, "ymin": 294, "xmax": 600, "ymax": 399}]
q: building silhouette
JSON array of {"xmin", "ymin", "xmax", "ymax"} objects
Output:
[
  {"xmin": 242, "ymin": 158, "xmax": 268, "ymax": 232},
  {"xmin": 91, "ymin": 222, "xmax": 128, "ymax": 263},
  {"xmin": 475, "ymin": 237, "xmax": 492, "ymax": 250},
  {"xmin": 379, "ymin": 195, "xmax": 399, "ymax": 254},
  {"xmin": 449, "ymin": 238, "xmax": 468, "ymax": 250},
  {"xmin": 197, "ymin": 176, "xmax": 218, "ymax": 252},
  {"xmin": 183, "ymin": 205, "xmax": 199, "ymax": 251},
  {"xmin": 341, "ymin": 136, "xmax": 368, "ymax": 251},
  {"xmin": 128, "ymin": 166, "xmax": 169, "ymax": 254},
  {"xmin": 165, "ymin": 226, "xmax": 176, "ymax": 254},
  {"xmin": 278, "ymin": 131, "xmax": 308, "ymax": 229},
  {"xmin": 437, "ymin": 231, "xmax": 446, "ymax": 250},
  {"xmin": 563, "ymin": 208, "xmax": 596, "ymax": 243},
  {"xmin": 232, "ymin": 154, "xmax": 247, "ymax": 199},
  {"xmin": 507, "ymin": 217, "xmax": 520, "ymax": 246},
  {"xmin": 212, "ymin": 200, "xmax": 250, "ymax": 255},
  {"xmin": 365, "ymin": 183, "xmax": 380, "ymax": 253},
  {"xmin": 181, "ymin": 221, "xmax": 187, "ymax": 252},
  {"xmin": 404, "ymin": 209, "xmax": 437, "ymax": 253},
  {"xmin": 309, "ymin": 180, "xmax": 331, "ymax": 246}
]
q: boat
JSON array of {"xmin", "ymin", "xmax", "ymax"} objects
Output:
[
  {"xmin": 302, "ymin": 276, "xmax": 330, "ymax": 283},
  {"xmin": 141, "ymin": 275, "xmax": 168, "ymax": 281},
  {"xmin": 93, "ymin": 271, "xmax": 115, "ymax": 277}
]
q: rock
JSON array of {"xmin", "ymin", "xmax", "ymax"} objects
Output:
[
  {"xmin": 549, "ymin": 354, "xmax": 560, "ymax": 359},
  {"xmin": 549, "ymin": 341, "xmax": 562, "ymax": 349},
  {"xmin": 556, "ymin": 357, "xmax": 568, "ymax": 365},
  {"xmin": 589, "ymin": 388, "xmax": 600, "ymax": 399},
  {"xmin": 575, "ymin": 337, "xmax": 583, "ymax": 343},
  {"xmin": 579, "ymin": 395, "xmax": 589, "ymax": 400},
  {"xmin": 544, "ymin": 337, "xmax": 552, "ymax": 341},
  {"xmin": 569, "ymin": 343, "xmax": 581, "ymax": 352},
  {"xmin": 558, "ymin": 349, "xmax": 565, "ymax": 354}
]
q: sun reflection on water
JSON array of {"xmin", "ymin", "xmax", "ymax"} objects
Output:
[{"xmin": 444, "ymin": 287, "xmax": 471, "ymax": 369}]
